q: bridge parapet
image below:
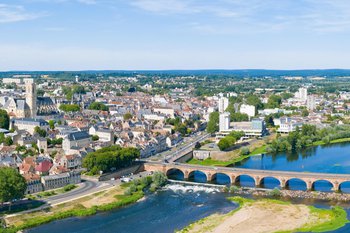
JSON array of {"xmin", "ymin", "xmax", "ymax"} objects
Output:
[{"xmin": 143, "ymin": 162, "xmax": 350, "ymax": 192}]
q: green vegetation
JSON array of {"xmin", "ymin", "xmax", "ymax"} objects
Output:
[
  {"xmin": 82, "ymin": 145, "xmax": 140, "ymax": 175},
  {"xmin": 34, "ymin": 126, "xmax": 47, "ymax": 137},
  {"xmin": 47, "ymin": 138, "xmax": 63, "ymax": 146},
  {"xmin": 0, "ymin": 167, "xmax": 27, "ymax": 204},
  {"xmin": 1, "ymin": 173, "xmax": 167, "ymax": 233},
  {"xmin": 206, "ymin": 111, "xmax": 219, "ymax": 134},
  {"xmin": 217, "ymin": 131, "xmax": 244, "ymax": 151},
  {"xmin": 123, "ymin": 112, "xmax": 133, "ymax": 120},
  {"xmin": 88, "ymin": 102, "xmax": 108, "ymax": 111},
  {"xmin": 48, "ymin": 120, "xmax": 55, "ymax": 130},
  {"xmin": 0, "ymin": 110, "xmax": 9, "ymax": 130},
  {"xmin": 62, "ymin": 85, "xmax": 86, "ymax": 100},
  {"xmin": 267, "ymin": 124, "xmax": 350, "ymax": 153},
  {"xmin": 31, "ymin": 184, "xmax": 78, "ymax": 198},
  {"xmin": 59, "ymin": 104, "xmax": 81, "ymax": 112}
]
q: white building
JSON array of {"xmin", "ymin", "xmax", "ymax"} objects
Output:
[
  {"xmin": 295, "ymin": 87, "xmax": 308, "ymax": 101},
  {"xmin": 218, "ymin": 97, "xmax": 229, "ymax": 113},
  {"xmin": 219, "ymin": 112, "xmax": 230, "ymax": 132},
  {"xmin": 307, "ymin": 95, "xmax": 316, "ymax": 111},
  {"xmin": 240, "ymin": 104, "xmax": 255, "ymax": 118}
]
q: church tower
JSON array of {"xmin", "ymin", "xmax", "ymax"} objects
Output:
[{"xmin": 25, "ymin": 78, "xmax": 37, "ymax": 118}]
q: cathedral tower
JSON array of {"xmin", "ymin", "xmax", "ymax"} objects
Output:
[{"xmin": 24, "ymin": 78, "xmax": 37, "ymax": 118}]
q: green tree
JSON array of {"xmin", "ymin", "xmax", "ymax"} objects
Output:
[
  {"xmin": 0, "ymin": 109, "xmax": 10, "ymax": 130},
  {"xmin": 88, "ymin": 102, "xmax": 108, "ymax": 111},
  {"xmin": 59, "ymin": 104, "xmax": 81, "ymax": 112},
  {"xmin": 264, "ymin": 115, "xmax": 275, "ymax": 127},
  {"xmin": 34, "ymin": 126, "xmax": 47, "ymax": 137},
  {"xmin": 4, "ymin": 136, "xmax": 13, "ymax": 146},
  {"xmin": 0, "ymin": 167, "xmax": 27, "ymax": 203},
  {"xmin": 217, "ymin": 136, "xmax": 236, "ymax": 151},
  {"xmin": 206, "ymin": 111, "xmax": 219, "ymax": 134},
  {"xmin": 48, "ymin": 120, "xmax": 55, "ymax": 130},
  {"xmin": 92, "ymin": 135, "xmax": 99, "ymax": 141},
  {"xmin": 301, "ymin": 109, "xmax": 309, "ymax": 117},
  {"xmin": 123, "ymin": 112, "xmax": 133, "ymax": 121},
  {"xmin": 266, "ymin": 95, "xmax": 282, "ymax": 108},
  {"xmin": 246, "ymin": 94, "xmax": 263, "ymax": 110}
]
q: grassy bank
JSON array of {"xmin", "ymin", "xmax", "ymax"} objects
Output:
[
  {"xmin": 187, "ymin": 152, "xmax": 262, "ymax": 167},
  {"xmin": 178, "ymin": 197, "xmax": 348, "ymax": 233},
  {"xmin": 1, "ymin": 173, "xmax": 167, "ymax": 233}
]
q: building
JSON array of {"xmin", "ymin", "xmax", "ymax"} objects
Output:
[
  {"xmin": 219, "ymin": 112, "xmax": 230, "ymax": 132},
  {"xmin": 13, "ymin": 118, "xmax": 49, "ymax": 134},
  {"xmin": 62, "ymin": 131, "xmax": 91, "ymax": 152},
  {"xmin": 2, "ymin": 78, "xmax": 23, "ymax": 84},
  {"xmin": 307, "ymin": 95, "xmax": 316, "ymax": 111},
  {"xmin": 23, "ymin": 173, "xmax": 43, "ymax": 194},
  {"xmin": 240, "ymin": 104, "xmax": 256, "ymax": 118},
  {"xmin": 295, "ymin": 87, "xmax": 308, "ymax": 101},
  {"xmin": 275, "ymin": 117, "xmax": 304, "ymax": 133},
  {"xmin": 218, "ymin": 97, "xmax": 229, "ymax": 113},
  {"xmin": 24, "ymin": 78, "xmax": 37, "ymax": 118},
  {"xmin": 41, "ymin": 172, "xmax": 81, "ymax": 190},
  {"xmin": 217, "ymin": 118, "xmax": 267, "ymax": 139},
  {"xmin": 89, "ymin": 126, "xmax": 114, "ymax": 144}
]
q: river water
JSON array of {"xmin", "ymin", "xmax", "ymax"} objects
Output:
[
  {"xmin": 27, "ymin": 185, "xmax": 237, "ymax": 233},
  {"xmin": 28, "ymin": 142, "xmax": 350, "ymax": 233}
]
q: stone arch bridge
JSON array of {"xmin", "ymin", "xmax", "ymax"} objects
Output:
[{"xmin": 143, "ymin": 162, "xmax": 350, "ymax": 192}]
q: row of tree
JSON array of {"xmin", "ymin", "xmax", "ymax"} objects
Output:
[{"xmin": 82, "ymin": 145, "xmax": 140, "ymax": 175}]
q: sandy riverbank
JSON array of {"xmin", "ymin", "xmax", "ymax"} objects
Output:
[{"xmin": 179, "ymin": 197, "xmax": 348, "ymax": 233}]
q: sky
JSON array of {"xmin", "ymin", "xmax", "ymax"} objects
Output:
[{"xmin": 0, "ymin": 0, "xmax": 350, "ymax": 71}]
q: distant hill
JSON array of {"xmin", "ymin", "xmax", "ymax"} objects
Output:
[{"xmin": 1, "ymin": 69, "xmax": 350, "ymax": 78}]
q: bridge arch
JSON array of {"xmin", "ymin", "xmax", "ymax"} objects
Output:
[
  {"xmin": 339, "ymin": 181, "xmax": 350, "ymax": 193},
  {"xmin": 285, "ymin": 178, "xmax": 307, "ymax": 191},
  {"xmin": 235, "ymin": 174, "xmax": 256, "ymax": 187},
  {"xmin": 211, "ymin": 173, "xmax": 231, "ymax": 185},
  {"xmin": 259, "ymin": 176, "xmax": 281, "ymax": 189},
  {"xmin": 188, "ymin": 170, "xmax": 207, "ymax": 183},
  {"xmin": 312, "ymin": 180, "xmax": 334, "ymax": 192},
  {"xmin": 166, "ymin": 168, "xmax": 185, "ymax": 180}
]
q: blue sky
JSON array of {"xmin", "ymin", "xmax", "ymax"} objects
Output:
[{"xmin": 0, "ymin": 0, "xmax": 350, "ymax": 70}]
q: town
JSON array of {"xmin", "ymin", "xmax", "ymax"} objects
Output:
[{"xmin": 1, "ymin": 71, "xmax": 350, "ymax": 232}]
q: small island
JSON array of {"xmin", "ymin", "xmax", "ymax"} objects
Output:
[{"xmin": 179, "ymin": 197, "xmax": 348, "ymax": 233}]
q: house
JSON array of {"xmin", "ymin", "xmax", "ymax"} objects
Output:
[
  {"xmin": 35, "ymin": 160, "xmax": 53, "ymax": 175},
  {"xmin": 62, "ymin": 131, "xmax": 91, "ymax": 153},
  {"xmin": 41, "ymin": 172, "xmax": 81, "ymax": 190},
  {"xmin": 89, "ymin": 126, "xmax": 114, "ymax": 144},
  {"xmin": 23, "ymin": 173, "xmax": 43, "ymax": 194},
  {"xmin": 13, "ymin": 118, "xmax": 49, "ymax": 135}
]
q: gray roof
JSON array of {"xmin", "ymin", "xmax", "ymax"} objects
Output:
[
  {"xmin": 67, "ymin": 131, "xmax": 90, "ymax": 141},
  {"xmin": 14, "ymin": 118, "xmax": 49, "ymax": 126}
]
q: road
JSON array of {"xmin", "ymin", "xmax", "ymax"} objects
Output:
[{"xmin": 145, "ymin": 132, "xmax": 210, "ymax": 162}]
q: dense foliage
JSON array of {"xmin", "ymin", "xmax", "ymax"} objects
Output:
[
  {"xmin": 217, "ymin": 131, "xmax": 244, "ymax": 151},
  {"xmin": 82, "ymin": 145, "xmax": 140, "ymax": 175},
  {"xmin": 59, "ymin": 104, "xmax": 81, "ymax": 112},
  {"xmin": 206, "ymin": 111, "xmax": 219, "ymax": 134},
  {"xmin": 0, "ymin": 109, "xmax": 10, "ymax": 130},
  {"xmin": 88, "ymin": 102, "xmax": 108, "ymax": 111},
  {"xmin": 267, "ymin": 124, "xmax": 350, "ymax": 153},
  {"xmin": 0, "ymin": 167, "xmax": 27, "ymax": 203}
]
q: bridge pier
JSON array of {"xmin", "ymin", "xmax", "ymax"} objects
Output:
[
  {"xmin": 184, "ymin": 171, "xmax": 189, "ymax": 180},
  {"xmin": 306, "ymin": 181, "xmax": 313, "ymax": 191},
  {"xmin": 207, "ymin": 173, "xmax": 212, "ymax": 182},
  {"xmin": 280, "ymin": 179, "xmax": 286, "ymax": 189},
  {"xmin": 332, "ymin": 182, "xmax": 340, "ymax": 192},
  {"xmin": 254, "ymin": 176, "xmax": 262, "ymax": 187}
]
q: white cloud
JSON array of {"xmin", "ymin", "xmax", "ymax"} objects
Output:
[
  {"xmin": 77, "ymin": 0, "xmax": 97, "ymax": 5},
  {"xmin": 0, "ymin": 4, "xmax": 46, "ymax": 23}
]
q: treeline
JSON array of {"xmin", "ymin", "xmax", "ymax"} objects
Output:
[
  {"xmin": 266, "ymin": 124, "xmax": 350, "ymax": 153},
  {"xmin": 82, "ymin": 145, "xmax": 140, "ymax": 175}
]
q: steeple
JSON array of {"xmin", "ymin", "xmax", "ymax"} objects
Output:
[{"xmin": 24, "ymin": 78, "xmax": 37, "ymax": 118}]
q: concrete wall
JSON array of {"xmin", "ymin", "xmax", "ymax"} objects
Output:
[
  {"xmin": 174, "ymin": 151, "xmax": 193, "ymax": 163},
  {"xmin": 98, "ymin": 163, "xmax": 144, "ymax": 181}
]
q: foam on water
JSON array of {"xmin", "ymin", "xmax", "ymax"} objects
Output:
[{"xmin": 164, "ymin": 184, "xmax": 220, "ymax": 193}]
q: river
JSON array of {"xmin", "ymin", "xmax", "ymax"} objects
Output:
[{"xmin": 28, "ymin": 142, "xmax": 350, "ymax": 232}]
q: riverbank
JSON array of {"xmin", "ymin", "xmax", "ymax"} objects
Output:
[
  {"xmin": 1, "ymin": 173, "xmax": 167, "ymax": 233},
  {"xmin": 188, "ymin": 137, "xmax": 350, "ymax": 167},
  {"xmin": 179, "ymin": 196, "xmax": 348, "ymax": 233}
]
